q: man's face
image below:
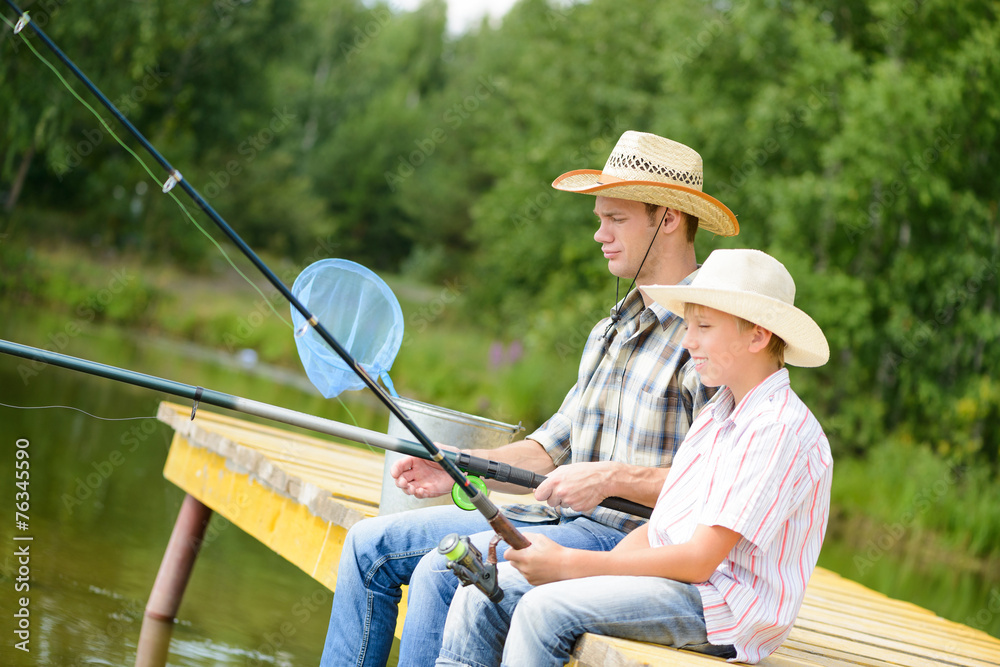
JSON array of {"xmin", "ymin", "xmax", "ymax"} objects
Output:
[{"xmin": 593, "ymin": 196, "xmax": 661, "ymax": 281}]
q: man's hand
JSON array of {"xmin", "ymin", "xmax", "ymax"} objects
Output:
[
  {"xmin": 391, "ymin": 438, "xmax": 557, "ymax": 499},
  {"xmin": 533, "ymin": 461, "xmax": 619, "ymax": 512},
  {"xmin": 390, "ymin": 447, "xmax": 456, "ymax": 499},
  {"xmin": 505, "ymin": 534, "xmax": 573, "ymax": 585}
]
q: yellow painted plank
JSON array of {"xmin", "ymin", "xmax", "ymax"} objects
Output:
[
  {"xmin": 160, "ymin": 409, "xmax": 417, "ymax": 639},
  {"xmin": 164, "ymin": 435, "xmax": 359, "ymax": 585},
  {"xmin": 163, "ymin": 431, "xmax": 413, "ymax": 638}
]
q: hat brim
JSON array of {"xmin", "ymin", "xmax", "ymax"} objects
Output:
[
  {"xmin": 639, "ymin": 285, "xmax": 830, "ymax": 367},
  {"xmin": 552, "ymin": 169, "xmax": 739, "ymax": 237}
]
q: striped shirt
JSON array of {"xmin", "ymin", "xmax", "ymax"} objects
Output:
[
  {"xmin": 506, "ymin": 278, "xmax": 714, "ymax": 533},
  {"xmin": 647, "ymin": 369, "xmax": 833, "ymax": 663}
]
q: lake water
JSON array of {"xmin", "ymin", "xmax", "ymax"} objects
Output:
[
  {"xmin": 0, "ymin": 310, "xmax": 383, "ymax": 666},
  {"xmin": 1, "ymin": 310, "xmax": 998, "ymax": 666}
]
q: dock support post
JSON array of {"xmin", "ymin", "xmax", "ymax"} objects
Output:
[{"xmin": 135, "ymin": 494, "xmax": 213, "ymax": 666}]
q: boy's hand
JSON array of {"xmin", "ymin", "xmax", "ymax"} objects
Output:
[
  {"xmin": 533, "ymin": 461, "xmax": 617, "ymax": 512},
  {"xmin": 505, "ymin": 534, "xmax": 572, "ymax": 585}
]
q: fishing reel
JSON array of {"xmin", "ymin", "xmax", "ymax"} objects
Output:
[{"xmin": 437, "ymin": 532, "xmax": 503, "ymax": 602}]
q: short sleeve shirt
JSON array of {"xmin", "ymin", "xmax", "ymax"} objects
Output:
[
  {"xmin": 647, "ymin": 369, "xmax": 833, "ymax": 663},
  {"xmin": 505, "ymin": 276, "xmax": 714, "ymax": 533}
]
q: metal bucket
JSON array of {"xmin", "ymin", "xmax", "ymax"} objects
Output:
[{"xmin": 379, "ymin": 396, "xmax": 523, "ymax": 515}]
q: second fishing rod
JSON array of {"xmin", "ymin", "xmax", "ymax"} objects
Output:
[
  {"xmin": 3, "ymin": 0, "xmax": 527, "ymax": 556},
  {"xmin": 0, "ymin": 338, "xmax": 655, "ymax": 521}
]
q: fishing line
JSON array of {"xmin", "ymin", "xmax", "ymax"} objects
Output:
[
  {"xmin": 0, "ymin": 400, "xmax": 156, "ymax": 422},
  {"xmin": 1, "ymin": 12, "xmax": 283, "ymax": 326},
  {"xmin": 601, "ymin": 208, "xmax": 668, "ymax": 341},
  {"xmin": 2, "ymin": 11, "xmax": 363, "ymax": 431},
  {"xmin": 601, "ymin": 208, "xmax": 667, "ymax": 462},
  {"xmin": 3, "ymin": 2, "xmax": 526, "ymax": 550}
]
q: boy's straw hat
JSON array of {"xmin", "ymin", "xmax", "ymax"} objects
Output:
[
  {"xmin": 552, "ymin": 131, "xmax": 738, "ymax": 237},
  {"xmin": 640, "ymin": 249, "xmax": 829, "ymax": 367}
]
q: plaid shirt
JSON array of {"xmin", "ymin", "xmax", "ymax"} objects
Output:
[{"xmin": 504, "ymin": 275, "xmax": 714, "ymax": 533}]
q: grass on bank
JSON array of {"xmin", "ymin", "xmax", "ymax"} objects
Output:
[
  {"xmin": 3, "ymin": 240, "xmax": 999, "ymax": 570},
  {"xmin": 1, "ymin": 239, "xmax": 576, "ymax": 429}
]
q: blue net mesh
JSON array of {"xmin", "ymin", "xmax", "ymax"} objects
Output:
[{"xmin": 291, "ymin": 259, "xmax": 403, "ymax": 398}]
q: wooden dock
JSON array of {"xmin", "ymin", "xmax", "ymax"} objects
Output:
[{"xmin": 156, "ymin": 402, "xmax": 1000, "ymax": 666}]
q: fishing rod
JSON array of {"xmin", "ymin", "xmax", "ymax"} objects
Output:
[
  {"xmin": 0, "ymin": 338, "xmax": 653, "ymax": 519},
  {"xmin": 2, "ymin": 1, "xmax": 529, "ymax": 559}
]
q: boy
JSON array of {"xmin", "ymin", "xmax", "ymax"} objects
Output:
[{"xmin": 436, "ymin": 248, "xmax": 832, "ymax": 666}]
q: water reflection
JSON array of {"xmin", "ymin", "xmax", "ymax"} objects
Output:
[
  {"xmin": 135, "ymin": 616, "xmax": 172, "ymax": 667},
  {"xmin": 0, "ymin": 316, "xmax": 378, "ymax": 666}
]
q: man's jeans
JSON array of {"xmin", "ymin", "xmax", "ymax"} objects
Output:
[
  {"xmin": 320, "ymin": 505, "xmax": 626, "ymax": 667},
  {"xmin": 437, "ymin": 563, "xmax": 737, "ymax": 667}
]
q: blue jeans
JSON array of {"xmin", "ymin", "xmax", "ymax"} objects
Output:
[
  {"xmin": 437, "ymin": 563, "xmax": 737, "ymax": 667},
  {"xmin": 320, "ymin": 505, "xmax": 626, "ymax": 667}
]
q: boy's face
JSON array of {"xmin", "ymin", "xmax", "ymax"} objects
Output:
[{"xmin": 680, "ymin": 305, "xmax": 757, "ymax": 388}]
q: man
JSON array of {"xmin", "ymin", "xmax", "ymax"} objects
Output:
[{"xmin": 320, "ymin": 131, "xmax": 739, "ymax": 666}]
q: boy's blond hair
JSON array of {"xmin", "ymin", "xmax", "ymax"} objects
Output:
[{"xmin": 685, "ymin": 303, "xmax": 787, "ymax": 368}]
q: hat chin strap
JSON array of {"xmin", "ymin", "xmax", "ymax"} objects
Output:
[{"xmin": 601, "ymin": 208, "xmax": 667, "ymax": 341}]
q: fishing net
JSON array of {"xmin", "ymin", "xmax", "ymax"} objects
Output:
[{"xmin": 291, "ymin": 259, "xmax": 403, "ymax": 398}]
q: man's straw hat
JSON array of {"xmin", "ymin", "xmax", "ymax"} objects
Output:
[
  {"xmin": 552, "ymin": 131, "xmax": 738, "ymax": 237},
  {"xmin": 641, "ymin": 249, "xmax": 829, "ymax": 367}
]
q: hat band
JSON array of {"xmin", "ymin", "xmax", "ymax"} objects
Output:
[{"xmin": 605, "ymin": 153, "xmax": 704, "ymax": 189}]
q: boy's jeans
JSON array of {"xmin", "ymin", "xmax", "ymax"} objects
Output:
[
  {"xmin": 320, "ymin": 505, "xmax": 626, "ymax": 667},
  {"xmin": 437, "ymin": 564, "xmax": 737, "ymax": 667}
]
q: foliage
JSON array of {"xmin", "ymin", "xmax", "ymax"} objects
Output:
[
  {"xmin": 0, "ymin": 235, "xmax": 163, "ymax": 327},
  {"xmin": 2, "ymin": 0, "xmax": 999, "ymax": 474},
  {"xmin": 830, "ymin": 438, "xmax": 1000, "ymax": 561}
]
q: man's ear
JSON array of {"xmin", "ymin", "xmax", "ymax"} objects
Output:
[
  {"xmin": 748, "ymin": 326, "xmax": 773, "ymax": 354},
  {"xmin": 660, "ymin": 208, "xmax": 685, "ymax": 235}
]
